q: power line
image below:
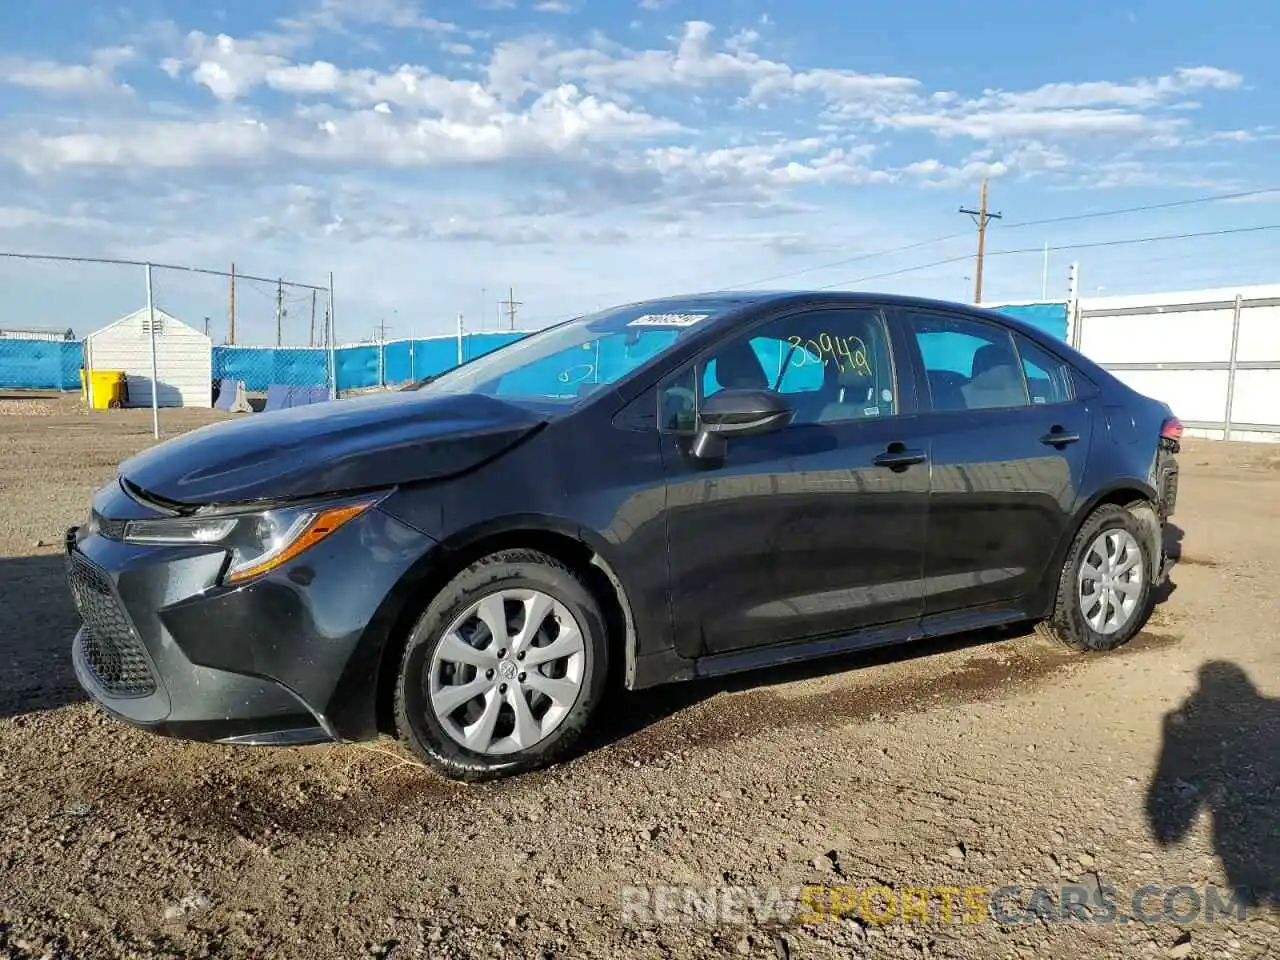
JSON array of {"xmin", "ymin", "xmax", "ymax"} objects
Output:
[
  {"xmin": 716, "ymin": 231, "xmax": 972, "ymax": 290},
  {"xmin": 820, "ymin": 222, "xmax": 1280, "ymax": 289},
  {"xmin": 997, "ymin": 186, "xmax": 1280, "ymax": 230},
  {"xmin": 0, "ymin": 249, "xmax": 328, "ymax": 291},
  {"xmin": 718, "ymin": 184, "xmax": 1280, "ymax": 292}
]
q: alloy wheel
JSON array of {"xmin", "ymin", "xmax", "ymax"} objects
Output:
[
  {"xmin": 426, "ymin": 588, "xmax": 587, "ymax": 755},
  {"xmin": 1077, "ymin": 528, "xmax": 1144, "ymax": 636}
]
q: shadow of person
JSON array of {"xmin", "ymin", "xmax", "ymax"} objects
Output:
[{"xmin": 1146, "ymin": 660, "xmax": 1278, "ymax": 908}]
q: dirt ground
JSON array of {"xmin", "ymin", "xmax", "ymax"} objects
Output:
[{"xmin": 1, "ymin": 399, "xmax": 1277, "ymax": 960}]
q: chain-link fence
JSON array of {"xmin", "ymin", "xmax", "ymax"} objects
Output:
[
  {"xmin": 0, "ymin": 252, "xmax": 539, "ymax": 437},
  {"xmin": 0, "ymin": 255, "xmax": 140, "ymax": 394},
  {"xmin": 0, "ymin": 253, "xmax": 336, "ymax": 432}
]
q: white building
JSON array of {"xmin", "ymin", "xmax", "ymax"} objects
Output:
[
  {"xmin": 1073, "ymin": 283, "xmax": 1280, "ymax": 443},
  {"xmin": 84, "ymin": 307, "xmax": 213, "ymax": 408}
]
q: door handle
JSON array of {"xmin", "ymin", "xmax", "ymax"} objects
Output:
[
  {"xmin": 874, "ymin": 444, "xmax": 928, "ymax": 470},
  {"xmin": 1040, "ymin": 427, "xmax": 1080, "ymax": 447}
]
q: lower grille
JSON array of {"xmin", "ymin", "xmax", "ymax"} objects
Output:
[{"xmin": 65, "ymin": 549, "xmax": 156, "ymax": 698}]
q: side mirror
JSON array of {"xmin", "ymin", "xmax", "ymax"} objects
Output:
[{"xmin": 691, "ymin": 388, "xmax": 792, "ymax": 459}]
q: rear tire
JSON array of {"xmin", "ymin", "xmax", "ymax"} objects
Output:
[
  {"xmin": 1037, "ymin": 503, "xmax": 1154, "ymax": 652},
  {"xmin": 394, "ymin": 549, "xmax": 609, "ymax": 782}
]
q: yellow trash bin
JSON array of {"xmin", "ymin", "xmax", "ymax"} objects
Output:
[{"xmin": 81, "ymin": 369, "xmax": 128, "ymax": 409}]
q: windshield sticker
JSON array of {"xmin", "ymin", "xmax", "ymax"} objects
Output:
[{"xmin": 628, "ymin": 313, "xmax": 712, "ymax": 327}]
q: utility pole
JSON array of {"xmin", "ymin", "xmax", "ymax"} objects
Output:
[
  {"xmin": 959, "ymin": 178, "xmax": 1002, "ymax": 304},
  {"xmin": 1041, "ymin": 241, "xmax": 1049, "ymax": 300},
  {"xmin": 1066, "ymin": 261, "xmax": 1081, "ymax": 347},
  {"xmin": 275, "ymin": 278, "xmax": 283, "ymax": 347},
  {"xmin": 228, "ymin": 262, "xmax": 236, "ymax": 344},
  {"xmin": 499, "ymin": 287, "xmax": 522, "ymax": 330},
  {"xmin": 309, "ymin": 289, "xmax": 317, "ymax": 347}
]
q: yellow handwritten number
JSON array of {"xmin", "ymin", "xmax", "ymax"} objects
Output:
[{"xmin": 787, "ymin": 334, "xmax": 872, "ymax": 376}]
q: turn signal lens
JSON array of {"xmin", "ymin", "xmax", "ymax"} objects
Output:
[
  {"xmin": 225, "ymin": 500, "xmax": 374, "ymax": 583},
  {"xmin": 1160, "ymin": 417, "xmax": 1183, "ymax": 442}
]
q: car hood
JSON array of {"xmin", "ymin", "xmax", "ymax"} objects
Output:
[{"xmin": 119, "ymin": 391, "xmax": 547, "ymax": 507}]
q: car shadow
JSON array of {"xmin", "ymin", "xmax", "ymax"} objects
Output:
[
  {"xmin": 1146, "ymin": 660, "xmax": 1278, "ymax": 908},
  {"xmin": 582, "ymin": 624, "xmax": 1028, "ymax": 757},
  {"xmin": 585, "ymin": 524, "xmax": 1187, "ymax": 759},
  {"xmin": 0, "ymin": 553, "xmax": 86, "ymax": 719}
]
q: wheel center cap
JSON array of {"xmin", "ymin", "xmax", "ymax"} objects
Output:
[{"xmin": 498, "ymin": 660, "xmax": 518, "ymax": 681}]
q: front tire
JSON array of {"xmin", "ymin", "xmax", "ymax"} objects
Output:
[
  {"xmin": 394, "ymin": 549, "xmax": 609, "ymax": 782},
  {"xmin": 1037, "ymin": 503, "xmax": 1154, "ymax": 652}
]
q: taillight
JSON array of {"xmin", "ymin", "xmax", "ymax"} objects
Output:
[{"xmin": 1160, "ymin": 417, "xmax": 1183, "ymax": 442}]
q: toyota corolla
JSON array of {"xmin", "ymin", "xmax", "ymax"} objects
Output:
[{"xmin": 64, "ymin": 291, "xmax": 1180, "ymax": 781}]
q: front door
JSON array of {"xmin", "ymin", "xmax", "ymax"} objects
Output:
[
  {"xmin": 660, "ymin": 305, "xmax": 931, "ymax": 658},
  {"xmin": 898, "ymin": 309, "xmax": 1094, "ymax": 620}
]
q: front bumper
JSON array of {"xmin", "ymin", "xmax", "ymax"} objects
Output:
[{"xmin": 64, "ymin": 483, "xmax": 436, "ymax": 745}]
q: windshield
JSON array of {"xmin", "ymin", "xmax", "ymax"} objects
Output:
[{"xmin": 414, "ymin": 298, "xmax": 752, "ymax": 407}]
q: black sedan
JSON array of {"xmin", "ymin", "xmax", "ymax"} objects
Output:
[{"xmin": 64, "ymin": 291, "xmax": 1181, "ymax": 780}]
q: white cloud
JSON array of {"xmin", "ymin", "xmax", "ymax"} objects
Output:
[
  {"xmin": 0, "ymin": 46, "xmax": 136, "ymax": 96},
  {"xmin": 535, "ymin": 1, "xmax": 574, "ymax": 13},
  {"xmin": 5, "ymin": 84, "xmax": 683, "ymax": 173},
  {"xmin": 0, "ymin": 7, "xmax": 1264, "ymax": 331},
  {"xmin": 479, "ymin": 20, "xmax": 921, "ymax": 121},
  {"xmin": 279, "ymin": 0, "xmax": 457, "ymax": 35},
  {"xmin": 971, "ymin": 66, "xmax": 1242, "ymax": 112},
  {"xmin": 0, "ymin": 15, "xmax": 1250, "ymax": 193},
  {"xmin": 884, "ymin": 107, "xmax": 1184, "ymax": 140},
  {"xmin": 871, "ymin": 67, "xmax": 1245, "ymax": 144}
]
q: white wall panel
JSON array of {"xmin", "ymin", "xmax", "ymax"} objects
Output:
[
  {"xmin": 1229, "ymin": 369, "xmax": 1280, "ymax": 426},
  {"xmin": 1078, "ymin": 309, "xmax": 1234, "ymax": 364},
  {"xmin": 1235, "ymin": 305, "xmax": 1280, "ymax": 362},
  {"xmin": 1107, "ymin": 369, "xmax": 1228, "ymax": 424}
]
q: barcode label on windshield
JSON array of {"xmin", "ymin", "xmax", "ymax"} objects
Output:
[{"xmin": 628, "ymin": 313, "xmax": 711, "ymax": 327}]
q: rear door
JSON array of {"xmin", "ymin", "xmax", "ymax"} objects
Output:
[{"xmin": 896, "ymin": 308, "xmax": 1093, "ymax": 620}]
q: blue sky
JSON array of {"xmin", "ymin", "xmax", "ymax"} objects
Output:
[{"xmin": 1, "ymin": 0, "xmax": 1277, "ymax": 344}]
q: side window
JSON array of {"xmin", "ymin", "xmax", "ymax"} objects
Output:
[
  {"xmin": 702, "ymin": 336, "xmax": 810, "ymax": 399},
  {"xmin": 696, "ymin": 308, "xmax": 897, "ymax": 425},
  {"xmin": 1015, "ymin": 334, "xmax": 1075, "ymax": 405},
  {"xmin": 908, "ymin": 313, "xmax": 1029, "ymax": 412}
]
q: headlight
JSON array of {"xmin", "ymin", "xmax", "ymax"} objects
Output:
[{"xmin": 122, "ymin": 496, "xmax": 379, "ymax": 583}]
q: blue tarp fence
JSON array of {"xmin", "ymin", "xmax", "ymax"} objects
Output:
[
  {"xmin": 209, "ymin": 333, "xmax": 530, "ymax": 394},
  {"xmin": 992, "ymin": 301, "xmax": 1070, "ymax": 340},
  {"xmin": 1, "ymin": 306, "xmax": 1070, "ymax": 392},
  {"xmin": 0, "ymin": 340, "xmax": 83, "ymax": 391}
]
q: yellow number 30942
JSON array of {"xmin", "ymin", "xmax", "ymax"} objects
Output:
[{"xmin": 788, "ymin": 334, "xmax": 872, "ymax": 376}]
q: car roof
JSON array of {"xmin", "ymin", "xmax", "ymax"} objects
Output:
[
  {"xmin": 622, "ymin": 289, "xmax": 1007, "ymax": 312},
  {"xmin": 617, "ymin": 289, "xmax": 1034, "ymax": 325}
]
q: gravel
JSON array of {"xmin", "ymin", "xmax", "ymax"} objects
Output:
[{"xmin": 1, "ymin": 409, "xmax": 1277, "ymax": 958}]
